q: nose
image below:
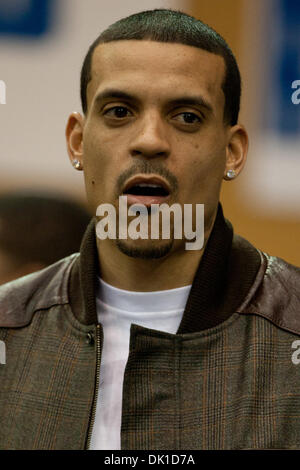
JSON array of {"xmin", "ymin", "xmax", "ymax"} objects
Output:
[{"xmin": 129, "ymin": 111, "xmax": 171, "ymax": 159}]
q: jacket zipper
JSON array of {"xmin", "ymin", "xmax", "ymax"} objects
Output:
[{"xmin": 86, "ymin": 323, "xmax": 102, "ymax": 449}]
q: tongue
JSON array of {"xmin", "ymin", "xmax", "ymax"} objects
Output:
[{"xmin": 124, "ymin": 193, "xmax": 169, "ymax": 207}]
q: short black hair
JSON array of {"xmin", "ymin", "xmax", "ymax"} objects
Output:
[
  {"xmin": 80, "ymin": 9, "xmax": 241, "ymax": 125},
  {"xmin": 0, "ymin": 192, "xmax": 91, "ymax": 267}
]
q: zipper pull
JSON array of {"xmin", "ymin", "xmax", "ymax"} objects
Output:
[{"xmin": 86, "ymin": 332, "xmax": 94, "ymax": 345}]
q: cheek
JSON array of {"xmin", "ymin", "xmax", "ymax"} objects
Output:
[
  {"xmin": 82, "ymin": 131, "xmax": 111, "ymax": 209},
  {"xmin": 183, "ymin": 147, "xmax": 226, "ymax": 199},
  {"xmin": 83, "ymin": 122, "xmax": 123, "ymax": 171},
  {"xmin": 83, "ymin": 125, "xmax": 102, "ymax": 162}
]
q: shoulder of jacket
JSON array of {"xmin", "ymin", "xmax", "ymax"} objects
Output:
[
  {"xmin": 238, "ymin": 250, "xmax": 300, "ymax": 335},
  {"xmin": 0, "ymin": 253, "xmax": 79, "ymax": 328}
]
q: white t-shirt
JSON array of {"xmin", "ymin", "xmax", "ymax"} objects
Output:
[{"xmin": 89, "ymin": 277, "xmax": 192, "ymax": 450}]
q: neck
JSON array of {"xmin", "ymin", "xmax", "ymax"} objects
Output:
[{"xmin": 70, "ymin": 202, "xmax": 261, "ymax": 328}]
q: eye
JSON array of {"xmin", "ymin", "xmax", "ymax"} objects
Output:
[
  {"xmin": 173, "ymin": 112, "xmax": 202, "ymax": 124},
  {"xmin": 104, "ymin": 106, "xmax": 131, "ymax": 118}
]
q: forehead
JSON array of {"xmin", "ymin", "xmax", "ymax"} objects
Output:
[{"xmin": 87, "ymin": 40, "xmax": 225, "ymax": 111}]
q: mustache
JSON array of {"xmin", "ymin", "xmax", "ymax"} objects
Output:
[{"xmin": 115, "ymin": 161, "xmax": 179, "ymax": 197}]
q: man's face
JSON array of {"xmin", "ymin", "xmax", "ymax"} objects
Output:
[{"xmin": 70, "ymin": 40, "xmax": 236, "ymax": 257}]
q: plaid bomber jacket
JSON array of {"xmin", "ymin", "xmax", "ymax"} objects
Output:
[{"xmin": 0, "ymin": 206, "xmax": 300, "ymax": 450}]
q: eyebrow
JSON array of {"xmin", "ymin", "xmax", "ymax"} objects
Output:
[{"xmin": 93, "ymin": 88, "xmax": 214, "ymax": 115}]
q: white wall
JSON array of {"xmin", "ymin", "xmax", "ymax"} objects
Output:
[{"xmin": 0, "ymin": 0, "xmax": 187, "ymax": 199}]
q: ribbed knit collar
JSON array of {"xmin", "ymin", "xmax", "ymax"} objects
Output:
[{"xmin": 70, "ymin": 204, "xmax": 261, "ymax": 332}]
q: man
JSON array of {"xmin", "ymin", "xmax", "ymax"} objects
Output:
[
  {"xmin": 0, "ymin": 192, "xmax": 91, "ymax": 285},
  {"xmin": 0, "ymin": 9, "xmax": 299, "ymax": 450}
]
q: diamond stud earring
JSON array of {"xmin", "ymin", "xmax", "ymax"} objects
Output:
[
  {"xmin": 72, "ymin": 159, "xmax": 82, "ymax": 170},
  {"xmin": 225, "ymin": 169, "xmax": 236, "ymax": 180}
]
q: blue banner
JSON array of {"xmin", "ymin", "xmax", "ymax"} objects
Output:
[
  {"xmin": 264, "ymin": 0, "xmax": 300, "ymax": 135},
  {"xmin": 0, "ymin": 0, "xmax": 54, "ymax": 37}
]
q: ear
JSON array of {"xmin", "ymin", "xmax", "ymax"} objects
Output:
[
  {"xmin": 223, "ymin": 124, "xmax": 248, "ymax": 181},
  {"xmin": 65, "ymin": 112, "xmax": 84, "ymax": 170}
]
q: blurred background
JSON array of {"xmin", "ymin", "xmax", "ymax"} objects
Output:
[{"xmin": 0, "ymin": 0, "xmax": 299, "ymax": 265}]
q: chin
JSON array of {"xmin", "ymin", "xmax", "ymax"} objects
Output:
[{"xmin": 115, "ymin": 238, "xmax": 174, "ymax": 259}]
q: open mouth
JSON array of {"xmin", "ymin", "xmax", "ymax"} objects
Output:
[
  {"xmin": 122, "ymin": 177, "xmax": 171, "ymax": 207},
  {"xmin": 123, "ymin": 183, "xmax": 169, "ymax": 197}
]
